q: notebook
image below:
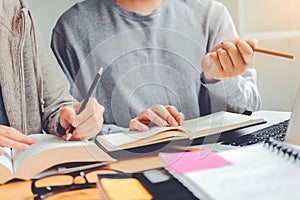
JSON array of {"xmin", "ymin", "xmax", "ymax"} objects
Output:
[
  {"xmin": 159, "ymin": 140, "xmax": 300, "ymax": 200},
  {"xmin": 159, "ymin": 85, "xmax": 300, "ymax": 200}
]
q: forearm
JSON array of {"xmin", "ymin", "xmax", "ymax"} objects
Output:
[
  {"xmin": 30, "ymin": 18, "xmax": 75, "ymax": 135},
  {"xmin": 201, "ymin": 68, "xmax": 261, "ymax": 113}
]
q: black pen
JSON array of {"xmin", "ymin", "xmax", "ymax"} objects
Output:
[{"xmin": 66, "ymin": 67, "xmax": 104, "ymax": 141}]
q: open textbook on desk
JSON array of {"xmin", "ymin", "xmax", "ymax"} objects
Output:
[
  {"xmin": 0, "ymin": 134, "xmax": 115, "ymax": 184},
  {"xmin": 96, "ymin": 111, "xmax": 265, "ymax": 151}
]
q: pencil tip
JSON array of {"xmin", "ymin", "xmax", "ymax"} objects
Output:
[{"xmin": 66, "ymin": 133, "xmax": 72, "ymax": 141}]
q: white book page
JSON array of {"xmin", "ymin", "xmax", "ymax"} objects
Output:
[
  {"xmin": 0, "ymin": 146, "xmax": 12, "ymax": 170},
  {"xmin": 99, "ymin": 126, "xmax": 178, "ymax": 147},
  {"xmin": 183, "ymin": 111, "xmax": 264, "ymax": 137},
  {"xmin": 12, "ymin": 134, "xmax": 92, "ymax": 169},
  {"xmin": 12, "ymin": 134, "xmax": 114, "ymax": 180},
  {"xmin": 0, "ymin": 147, "xmax": 14, "ymax": 184}
]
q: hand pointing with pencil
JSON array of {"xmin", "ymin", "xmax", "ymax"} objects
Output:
[
  {"xmin": 201, "ymin": 38, "xmax": 293, "ymax": 82},
  {"xmin": 59, "ymin": 98, "xmax": 105, "ymax": 141},
  {"xmin": 201, "ymin": 38, "xmax": 257, "ymax": 81}
]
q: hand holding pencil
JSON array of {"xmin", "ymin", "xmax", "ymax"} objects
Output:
[
  {"xmin": 201, "ymin": 38, "xmax": 293, "ymax": 81},
  {"xmin": 59, "ymin": 67, "xmax": 105, "ymax": 141}
]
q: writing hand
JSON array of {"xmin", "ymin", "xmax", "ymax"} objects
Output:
[
  {"xmin": 59, "ymin": 98, "xmax": 104, "ymax": 141},
  {"xmin": 201, "ymin": 38, "xmax": 257, "ymax": 81},
  {"xmin": 129, "ymin": 105, "xmax": 184, "ymax": 132},
  {"xmin": 0, "ymin": 126, "xmax": 36, "ymax": 155}
]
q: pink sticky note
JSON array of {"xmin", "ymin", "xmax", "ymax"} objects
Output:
[{"xmin": 159, "ymin": 150, "xmax": 232, "ymax": 175}]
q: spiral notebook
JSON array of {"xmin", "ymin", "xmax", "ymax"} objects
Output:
[
  {"xmin": 160, "ymin": 140, "xmax": 300, "ymax": 200},
  {"xmin": 159, "ymin": 85, "xmax": 300, "ymax": 199}
]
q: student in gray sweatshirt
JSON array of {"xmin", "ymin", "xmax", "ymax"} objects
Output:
[
  {"xmin": 51, "ymin": 0, "xmax": 261, "ymax": 133},
  {"xmin": 0, "ymin": 0, "xmax": 104, "ymax": 154}
]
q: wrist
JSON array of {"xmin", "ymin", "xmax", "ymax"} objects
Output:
[
  {"xmin": 200, "ymin": 72, "xmax": 220, "ymax": 84},
  {"xmin": 57, "ymin": 123, "xmax": 66, "ymax": 136}
]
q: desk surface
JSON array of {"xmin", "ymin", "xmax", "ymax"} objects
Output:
[
  {"xmin": 0, "ymin": 156, "xmax": 163, "ymax": 200},
  {"xmin": 0, "ymin": 110, "xmax": 291, "ymax": 199},
  {"xmin": 0, "ymin": 180, "xmax": 99, "ymax": 200}
]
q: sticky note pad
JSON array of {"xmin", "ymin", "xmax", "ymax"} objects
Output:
[
  {"xmin": 159, "ymin": 150, "xmax": 232, "ymax": 174},
  {"xmin": 100, "ymin": 178, "xmax": 152, "ymax": 200}
]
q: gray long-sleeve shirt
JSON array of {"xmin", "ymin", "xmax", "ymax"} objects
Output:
[{"xmin": 51, "ymin": 0, "xmax": 261, "ymax": 132}]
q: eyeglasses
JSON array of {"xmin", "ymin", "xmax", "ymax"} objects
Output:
[{"xmin": 31, "ymin": 169, "xmax": 118, "ymax": 200}]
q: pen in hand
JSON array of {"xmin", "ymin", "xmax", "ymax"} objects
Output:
[{"xmin": 66, "ymin": 67, "xmax": 104, "ymax": 141}]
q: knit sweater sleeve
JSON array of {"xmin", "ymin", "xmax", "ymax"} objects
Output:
[
  {"xmin": 202, "ymin": 2, "xmax": 261, "ymax": 113},
  {"xmin": 29, "ymin": 17, "xmax": 75, "ymax": 135}
]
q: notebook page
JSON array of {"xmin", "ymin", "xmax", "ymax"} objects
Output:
[{"xmin": 183, "ymin": 144, "xmax": 300, "ymax": 200}]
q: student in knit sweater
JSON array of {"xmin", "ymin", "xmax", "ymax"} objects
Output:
[{"xmin": 0, "ymin": 0, "xmax": 105, "ymax": 154}]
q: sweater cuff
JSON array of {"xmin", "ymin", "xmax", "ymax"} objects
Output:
[{"xmin": 200, "ymin": 72, "xmax": 220, "ymax": 84}]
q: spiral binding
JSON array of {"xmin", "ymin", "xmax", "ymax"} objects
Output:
[{"xmin": 263, "ymin": 138, "xmax": 300, "ymax": 162}]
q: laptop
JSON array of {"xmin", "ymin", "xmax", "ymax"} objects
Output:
[
  {"xmin": 284, "ymin": 85, "xmax": 300, "ymax": 145},
  {"xmin": 220, "ymin": 85, "xmax": 300, "ymax": 147}
]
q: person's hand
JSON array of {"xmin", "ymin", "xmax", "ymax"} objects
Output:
[
  {"xmin": 0, "ymin": 126, "xmax": 36, "ymax": 155},
  {"xmin": 129, "ymin": 105, "xmax": 184, "ymax": 132},
  {"xmin": 59, "ymin": 98, "xmax": 105, "ymax": 141},
  {"xmin": 201, "ymin": 38, "xmax": 257, "ymax": 81}
]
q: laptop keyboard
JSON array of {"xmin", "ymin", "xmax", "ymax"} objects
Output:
[{"xmin": 221, "ymin": 119, "xmax": 290, "ymax": 147}]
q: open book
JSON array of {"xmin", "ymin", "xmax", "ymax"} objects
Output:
[
  {"xmin": 0, "ymin": 134, "xmax": 115, "ymax": 184},
  {"xmin": 96, "ymin": 111, "xmax": 265, "ymax": 151}
]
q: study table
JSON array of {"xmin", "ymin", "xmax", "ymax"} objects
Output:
[
  {"xmin": 0, "ymin": 156, "xmax": 164, "ymax": 200},
  {"xmin": 0, "ymin": 110, "xmax": 291, "ymax": 200}
]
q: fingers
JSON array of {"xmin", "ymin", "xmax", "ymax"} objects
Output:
[
  {"xmin": 59, "ymin": 106, "xmax": 77, "ymax": 130},
  {"xmin": 0, "ymin": 126, "xmax": 36, "ymax": 151},
  {"xmin": 137, "ymin": 108, "xmax": 169, "ymax": 127},
  {"xmin": 202, "ymin": 38, "xmax": 255, "ymax": 80},
  {"xmin": 165, "ymin": 106, "xmax": 184, "ymax": 126},
  {"xmin": 129, "ymin": 105, "xmax": 185, "ymax": 132},
  {"xmin": 130, "ymin": 108, "xmax": 165, "ymax": 132},
  {"xmin": 152, "ymin": 105, "xmax": 178, "ymax": 126},
  {"xmin": 64, "ymin": 98, "xmax": 104, "ymax": 141},
  {"xmin": 235, "ymin": 39, "xmax": 254, "ymax": 65},
  {"xmin": 246, "ymin": 39, "xmax": 258, "ymax": 49},
  {"xmin": 129, "ymin": 118, "xmax": 149, "ymax": 132},
  {"xmin": 202, "ymin": 52, "xmax": 225, "ymax": 80},
  {"xmin": 75, "ymin": 98, "xmax": 104, "ymax": 127}
]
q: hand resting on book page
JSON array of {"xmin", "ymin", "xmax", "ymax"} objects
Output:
[
  {"xmin": 0, "ymin": 126, "xmax": 37, "ymax": 155},
  {"xmin": 129, "ymin": 105, "xmax": 184, "ymax": 132}
]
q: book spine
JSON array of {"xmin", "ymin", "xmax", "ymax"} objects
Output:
[{"xmin": 263, "ymin": 139, "xmax": 300, "ymax": 164}]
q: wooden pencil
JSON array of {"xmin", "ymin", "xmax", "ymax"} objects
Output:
[{"xmin": 253, "ymin": 48, "xmax": 294, "ymax": 59}]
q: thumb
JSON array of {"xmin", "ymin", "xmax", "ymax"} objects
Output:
[
  {"xmin": 247, "ymin": 39, "xmax": 258, "ymax": 49},
  {"xmin": 60, "ymin": 106, "xmax": 77, "ymax": 129}
]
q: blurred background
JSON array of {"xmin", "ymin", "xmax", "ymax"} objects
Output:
[{"xmin": 27, "ymin": 0, "xmax": 300, "ymax": 112}]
